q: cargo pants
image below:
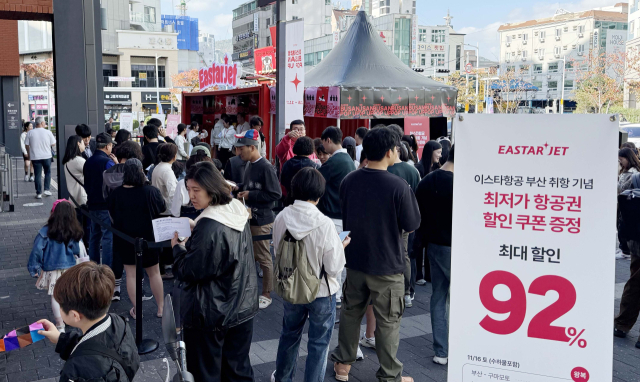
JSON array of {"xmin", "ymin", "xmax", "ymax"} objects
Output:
[{"xmin": 330, "ymin": 269, "xmax": 405, "ymax": 382}]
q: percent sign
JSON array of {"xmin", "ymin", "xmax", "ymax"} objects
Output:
[{"xmin": 567, "ymin": 327, "xmax": 587, "ymax": 348}]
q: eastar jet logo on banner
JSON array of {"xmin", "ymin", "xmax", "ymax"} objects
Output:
[{"xmin": 199, "ymin": 54, "xmax": 238, "ymax": 91}]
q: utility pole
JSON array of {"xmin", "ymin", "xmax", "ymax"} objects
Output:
[
  {"xmin": 155, "ymin": 53, "xmax": 160, "ymax": 114},
  {"xmin": 475, "ymin": 43, "xmax": 479, "ymax": 113},
  {"xmin": 560, "ymin": 55, "xmax": 566, "ymax": 114},
  {"xmin": 465, "ymin": 51, "xmax": 469, "ymax": 113}
]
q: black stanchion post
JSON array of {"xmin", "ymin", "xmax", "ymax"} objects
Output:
[{"xmin": 135, "ymin": 238, "xmax": 159, "ymax": 355}]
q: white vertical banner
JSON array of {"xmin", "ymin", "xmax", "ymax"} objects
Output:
[
  {"xmin": 605, "ymin": 30, "xmax": 627, "ymax": 79},
  {"xmin": 119, "ymin": 113, "xmax": 134, "ymax": 132},
  {"xmin": 449, "ymin": 115, "xmax": 617, "ymax": 382},
  {"xmin": 284, "ymin": 19, "xmax": 304, "ymax": 130},
  {"xmin": 411, "ymin": 15, "xmax": 417, "ymax": 65},
  {"xmin": 254, "ymin": 13, "xmax": 259, "ymax": 33}
]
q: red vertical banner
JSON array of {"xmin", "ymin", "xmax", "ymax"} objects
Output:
[
  {"xmin": 405, "ymin": 116, "xmax": 430, "ymax": 158},
  {"xmin": 315, "ymin": 87, "xmax": 328, "ymax": 118},
  {"xmin": 304, "ymin": 87, "xmax": 318, "ymax": 117}
]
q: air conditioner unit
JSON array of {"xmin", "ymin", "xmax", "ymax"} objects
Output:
[
  {"xmin": 573, "ymin": 26, "xmax": 578, "ymax": 31},
  {"xmin": 506, "ymin": 42, "xmax": 511, "ymax": 46},
  {"xmin": 554, "ymin": 53, "xmax": 560, "ymax": 58},
  {"xmin": 547, "ymin": 75, "xmax": 552, "ymax": 79},
  {"xmin": 539, "ymin": 56, "xmax": 545, "ymax": 60},
  {"xmin": 506, "ymin": 59, "xmax": 510, "ymax": 63},
  {"xmin": 534, "ymin": 31, "xmax": 539, "ymax": 36},
  {"xmin": 534, "ymin": 49, "xmax": 538, "ymax": 53},
  {"xmin": 523, "ymin": 40, "xmax": 528, "ymax": 45},
  {"xmin": 522, "ymin": 57, "xmax": 527, "ymax": 61},
  {"xmin": 555, "ymin": 36, "xmax": 561, "ymax": 41},
  {"xmin": 563, "ymin": 46, "xmax": 568, "ymax": 50},
  {"xmin": 578, "ymin": 33, "xmax": 583, "ymax": 37},
  {"xmin": 578, "ymin": 51, "xmax": 583, "ymax": 56},
  {"xmin": 540, "ymin": 38, "xmax": 545, "ymax": 42},
  {"xmin": 572, "ymin": 44, "xmax": 576, "ymax": 49},
  {"xmin": 532, "ymin": 76, "xmax": 537, "ymax": 80}
]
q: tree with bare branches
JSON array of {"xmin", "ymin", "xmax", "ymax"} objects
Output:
[{"xmin": 21, "ymin": 58, "xmax": 54, "ymax": 84}]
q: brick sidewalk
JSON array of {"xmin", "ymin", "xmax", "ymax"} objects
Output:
[{"xmin": 0, "ymin": 160, "xmax": 638, "ymax": 382}]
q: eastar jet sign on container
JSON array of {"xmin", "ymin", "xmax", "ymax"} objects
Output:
[{"xmin": 199, "ymin": 53, "xmax": 239, "ymax": 91}]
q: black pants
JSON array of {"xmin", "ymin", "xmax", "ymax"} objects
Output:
[
  {"xmin": 615, "ymin": 241, "xmax": 640, "ymax": 340},
  {"xmin": 183, "ymin": 319, "xmax": 254, "ymax": 382},
  {"xmin": 75, "ymin": 207, "xmax": 91, "ymax": 249},
  {"xmin": 412, "ymin": 235, "xmax": 431, "ymax": 282},
  {"xmin": 218, "ymin": 148, "xmax": 233, "ymax": 168}
]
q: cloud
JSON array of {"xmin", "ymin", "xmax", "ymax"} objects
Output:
[
  {"xmin": 458, "ymin": 22, "xmax": 504, "ymax": 61},
  {"xmin": 201, "ymin": 13, "xmax": 234, "ymax": 41}
]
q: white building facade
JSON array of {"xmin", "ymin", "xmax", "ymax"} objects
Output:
[
  {"xmin": 625, "ymin": 0, "xmax": 640, "ymax": 107},
  {"xmin": 498, "ymin": 4, "xmax": 628, "ymax": 111},
  {"xmin": 416, "ymin": 22, "xmax": 465, "ymax": 76}
]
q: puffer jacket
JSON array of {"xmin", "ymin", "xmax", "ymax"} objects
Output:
[
  {"xmin": 57, "ymin": 314, "xmax": 140, "ymax": 382},
  {"xmin": 173, "ymin": 199, "xmax": 258, "ymax": 330}
]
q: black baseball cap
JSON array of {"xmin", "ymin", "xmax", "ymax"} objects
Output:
[{"xmin": 96, "ymin": 132, "xmax": 113, "ymax": 145}]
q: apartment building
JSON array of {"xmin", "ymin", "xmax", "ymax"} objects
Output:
[
  {"xmin": 416, "ymin": 13, "xmax": 466, "ymax": 76},
  {"xmin": 498, "ymin": 3, "xmax": 628, "ymax": 111},
  {"xmin": 625, "ymin": 0, "xmax": 640, "ymax": 107}
]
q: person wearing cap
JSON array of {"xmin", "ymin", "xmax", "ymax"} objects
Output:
[
  {"xmin": 83, "ymin": 132, "xmax": 117, "ymax": 271},
  {"xmin": 235, "ymin": 129, "xmax": 282, "ymax": 309}
]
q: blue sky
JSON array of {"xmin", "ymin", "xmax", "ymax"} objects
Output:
[{"xmin": 160, "ymin": 0, "xmax": 617, "ymax": 60}]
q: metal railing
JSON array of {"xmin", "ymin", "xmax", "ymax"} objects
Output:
[{"xmin": 0, "ymin": 146, "xmax": 15, "ymax": 212}]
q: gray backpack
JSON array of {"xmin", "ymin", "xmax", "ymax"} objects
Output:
[{"xmin": 274, "ymin": 230, "xmax": 330, "ymax": 304}]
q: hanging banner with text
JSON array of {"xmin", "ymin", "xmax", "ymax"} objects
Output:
[
  {"xmin": 404, "ymin": 116, "xmax": 429, "ymax": 158},
  {"xmin": 449, "ymin": 115, "xmax": 617, "ymax": 382},
  {"xmin": 165, "ymin": 114, "xmax": 181, "ymax": 138},
  {"xmin": 283, "ymin": 19, "xmax": 304, "ymax": 134},
  {"xmin": 198, "ymin": 53, "xmax": 239, "ymax": 91}
]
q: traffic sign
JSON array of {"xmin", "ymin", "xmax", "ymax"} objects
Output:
[{"xmin": 465, "ymin": 63, "xmax": 473, "ymax": 73}]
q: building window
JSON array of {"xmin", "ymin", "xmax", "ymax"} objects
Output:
[
  {"xmin": 548, "ymin": 62, "xmax": 559, "ymax": 73},
  {"xmin": 304, "ymin": 53, "xmax": 314, "ymax": 66},
  {"xmin": 292, "ymin": 0, "xmax": 298, "ymax": 4},
  {"xmin": 103, "ymin": 64, "xmax": 118, "ymax": 87},
  {"xmin": 555, "ymin": 28, "xmax": 561, "ymax": 38},
  {"xmin": 538, "ymin": 48, "xmax": 545, "ymax": 59},
  {"xmin": 565, "ymin": 61, "xmax": 573, "ymax": 71},
  {"xmin": 325, "ymin": 16, "xmax": 331, "ymax": 24},
  {"xmin": 456, "ymin": 45, "xmax": 461, "ymax": 70},
  {"xmin": 522, "ymin": 33, "xmax": 528, "ymax": 41},
  {"xmin": 431, "ymin": 29, "xmax": 446, "ymax": 43},
  {"xmin": 23, "ymin": 71, "xmax": 47, "ymax": 87},
  {"xmin": 266, "ymin": 36, "xmax": 271, "ymax": 46},
  {"xmin": 533, "ymin": 64, "xmax": 543, "ymax": 73},
  {"xmin": 548, "ymin": 80, "xmax": 558, "ymax": 90},
  {"xmin": 520, "ymin": 64, "xmax": 530, "ymax": 73},
  {"xmin": 506, "ymin": 65, "xmax": 515, "ymax": 72},
  {"xmin": 419, "ymin": 28, "xmax": 427, "ymax": 42},
  {"xmin": 326, "ymin": 0, "xmax": 331, "ymax": 4},
  {"xmin": 578, "ymin": 44, "xmax": 585, "ymax": 54},
  {"xmin": 420, "ymin": 53, "xmax": 426, "ymax": 66},
  {"xmin": 506, "ymin": 35, "xmax": 512, "ymax": 44},
  {"xmin": 266, "ymin": 18, "xmax": 270, "ymax": 26},
  {"xmin": 564, "ymin": 79, "xmax": 574, "ymax": 90},
  {"xmin": 522, "ymin": 50, "xmax": 528, "ymax": 59},
  {"xmin": 505, "ymin": 52, "xmax": 510, "ymax": 62},
  {"xmin": 539, "ymin": 31, "xmax": 546, "ymax": 39},
  {"xmin": 532, "ymin": 80, "xmax": 543, "ymax": 88},
  {"xmin": 131, "ymin": 65, "xmax": 165, "ymax": 88},
  {"xmin": 431, "ymin": 53, "xmax": 445, "ymax": 67},
  {"xmin": 144, "ymin": 6, "xmax": 156, "ymax": 23}
]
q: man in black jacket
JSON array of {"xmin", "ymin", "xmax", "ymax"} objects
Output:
[
  {"xmin": 280, "ymin": 136, "xmax": 319, "ymax": 205},
  {"xmin": 37, "ymin": 262, "xmax": 139, "ymax": 382},
  {"xmin": 318, "ymin": 126, "xmax": 356, "ymax": 232},
  {"xmin": 235, "ymin": 129, "xmax": 282, "ymax": 310},
  {"xmin": 141, "ymin": 125, "xmax": 161, "ymax": 171},
  {"xmin": 84, "ymin": 133, "xmax": 117, "ymax": 268},
  {"xmin": 75, "ymin": 124, "xmax": 96, "ymax": 160},
  {"xmin": 223, "ymin": 147, "xmax": 247, "ymax": 185}
]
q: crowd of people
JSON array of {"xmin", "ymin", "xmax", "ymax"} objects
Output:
[{"xmin": 24, "ymin": 114, "xmax": 462, "ymax": 382}]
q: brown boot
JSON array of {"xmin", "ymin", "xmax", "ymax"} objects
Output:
[
  {"xmin": 334, "ymin": 363, "xmax": 351, "ymax": 381},
  {"xmin": 401, "ymin": 377, "xmax": 414, "ymax": 382}
]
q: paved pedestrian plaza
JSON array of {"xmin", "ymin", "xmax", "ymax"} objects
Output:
[{"xmin": 0, "ymin": 162, "xmax": 637, "ymax": 382}]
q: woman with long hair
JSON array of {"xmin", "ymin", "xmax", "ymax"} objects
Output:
[
  {"xmin": 415, "ymin": 140, "xmax": 442, "ymax": 178},
  {"xmin": 171, "ymin": 162, "xmax": 258, "ymax": 381},
  {"xmin": 20, "ymin": 121, "xmax": 34, "ymax": 181},
  {"xmin": 402, "ymin": 134, "xmax": 420, "ymax": 162},
  {"xmin": 436, "ymin": 137, "xmax": 452, "ymax": 165},
  {"xmin": 343, "ymin": 136, "xmax": 359, "ymax": 168},
  {"xmin": 62, "ymin": 135, "xmax": 90, "ymax": 246},
  {"xmin": 114, "ymin": 129, "xmax": 131, "ymax": 148},
  {"xmin": 108, "ymin": 160, "xmax": 166, "ymax": 318},
  {"xmin": 619, "ymin": 147, "xmax": 640, "ymax": 194}
]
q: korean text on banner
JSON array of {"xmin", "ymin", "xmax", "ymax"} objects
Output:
[
  {"xmin": 283, "ymin": 20, "xmax": 304, "ymax": 135},
  {"xmin": 165, "ymin": 115, "xmax": 180, "ymax": 138},
  {"xmin": 449, "ymin": 115, "xmax": 617, "ymax": 382},
  {"xmin": 404, "ymin": 117, "xmax": 429, "ymax": 157},
  {"xmin": 119, "ymin": 113, "xmax": 134, "ymax": 132}
]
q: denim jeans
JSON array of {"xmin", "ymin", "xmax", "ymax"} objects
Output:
[
  {"xmin": 89, "ymin": 210, "xmax": 113, "ymax": 268},
  {"xmin": 427, "ymin": 243, "xmax": 451, "ymax": 358},
  {"xmin": 32, "ymin": 158, "xmax": 51, "ymax": 195},
  {"xmin": 275, "ymin": 294, "xmax": 336, "ymax": 382}
]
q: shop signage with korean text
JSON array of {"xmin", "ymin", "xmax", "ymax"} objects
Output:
[
  {"xmin": 141, "ymin": 92, "xmax": 171, "ymax": 103},
  {"xmin": 104, "ymin": 92, "xmax": 132, "ymax": 102}
]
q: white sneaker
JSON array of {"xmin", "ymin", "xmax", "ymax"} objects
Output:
[
  {"xmin": 615, "ymin": 248, "xmax": 624, "ymax": 259},
  {"xmin": 24, "ymin": 174, "xmax": 29, "ymax": 182},
  {"xmin": 35, "ymin": 194, "xmax": 42, "ymax": 199},
  {"xmin": 359, "ymin": 336, "xmax": 376, "ymax": 349},
  {"xmin": 416, "ymin": 279, "xmax": 427, "ymax": 286},
  {"xmin": 623, "ymin": 254, "xmax": 631, "ymax": 259},
  {"xmin": 271, "ymin": 371, "xmax": 276, "ymax": 382},
  {"xmin": 43, "ymin": 190, "xmax": 52, "ymax": 196},
  {"xmin": 29, "ymin": 176, "xmax": 34, "ymax": 182},
  {"xmin": 433, "ymin": 356, "xmax": 448, "ymax": 365},
  {"xmin": 404, "ymin": 294, "xmax": 413, "ymax": 308},
  {"xmin": 356, "ymin": 346, "xmax": 364, "ymax": 360}
]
